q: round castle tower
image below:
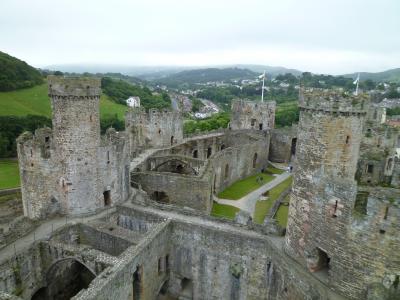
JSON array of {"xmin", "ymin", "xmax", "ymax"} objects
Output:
[
  {"xmin": 48, "ymin": 76, "xmax": 102, "ymax": 215},
  {"xmin": 285, "ymin": 90, "xmax": 400, "ymax": 299},
  {"xmin": 285, "ymin": 90, "xmax": 366, "ymax": 292}
]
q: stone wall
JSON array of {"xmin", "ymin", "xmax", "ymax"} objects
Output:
[
  {"xmin": 131, "ymin": 172, "xmax": 212, "ymax": 213},
  {"xmin": 125, "ymin": 107, "xmax": 183, "ymax": 155},
  {"xmin": 230, "ymin": 99, "xmax": 276, "ymax": 131},
  {"xmin": 268, "ymin": 126, "xmax": 297, "ymax": 163},
  {"xmin": 73, "ymin": 219, "xmax": 172, "ymax": 300}
]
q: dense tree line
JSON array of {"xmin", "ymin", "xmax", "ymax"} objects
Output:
[
  {"xmin": 0, "ymin": 114, "xmax": 126, "ymax": 158},
  {"xmin": 0, "ymin": 115, "xmax": 51, "ymax": 158},
  {"xmin": 0, "ymin": 51, "xmax": 44, "ymax": 91},
  {"xmin": 275, "ymin": 103, "xmax": 299, "ymax": 128},
  {"xmin": 183, "ymin": 113, "xmax": 230, "ymax": 134},
  {"xmin": 101, "ymin": 77, "xmax": 171, "ymax": 110},
  {"xmin": 387, "ymin": 107, "xmax": 400, "ymax": 116}
]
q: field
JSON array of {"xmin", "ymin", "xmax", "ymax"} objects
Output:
[
  {"xmin": 253, "ymin": 177, "xmax": 292, "ymax": 224},
  {"xmin": 0, "ymin": 160, "xmax": 20, "ymax": 189},
  {"xmin": 0, "ymin": 84, "xmax": 127, "ymax": 120},
  {"xmin": 211, "ymin": 202, "xmax": 240, "ymax": 219},
  {"xmin": 217, "ymin": 172, "xmax": 275, "ymax": 200}
]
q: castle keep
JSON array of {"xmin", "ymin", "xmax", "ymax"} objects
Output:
[{"xmin": 0, "ymin": 77, "xmax": 398, "ymax": 300}]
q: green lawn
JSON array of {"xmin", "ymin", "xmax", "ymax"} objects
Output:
[
  {"xmin": 217, "ymin": 172, "xmax": 275, "ymax": 200},
  {"xmin": 0, "ymin": 160, "xmax": 20, "ymax": 189},
  {"xmin": 0, "ymin": 84, "xmax": 128, "ymax": 120},
  {"xmin": 211, "ymin": 202, "xmax": 240, "ymax": 220},
  {"xmin": 265, "ymin": 166, "xmax": 284, "ymax": 175},
  {"xmin": 275, "ymin": 195, "xmax": 290, "ymax": 227},
  {"xmin": 253, "ymin": 177, "xmax": 292, "ymax": 224}
]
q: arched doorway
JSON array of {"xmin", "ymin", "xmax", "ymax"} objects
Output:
[
  {"xmin": 31, "ymin": 258, "xmax": 96, "ymax": 300},
  {"xmin": 253, "ymin": 153, "xmax": 258, "ymax": 168},
  {"xmin": 170, "ymin": 136, "xmax": 174, "ymax": 145},
  {"xmin": 291, "ymin": 138, "xmax": 297, "ymax": 156}
]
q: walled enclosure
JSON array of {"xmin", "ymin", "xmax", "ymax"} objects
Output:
[
  {"xmin": 6, "ymin": 77, "xmax": 400, "ymax": 300},
  {"xmin": 131, "ymin": 130, "xmax": 270, "ymax": 213},
  {"xmin": 17, "ymin": 76, "xmax": 131, "ymax": 219}
]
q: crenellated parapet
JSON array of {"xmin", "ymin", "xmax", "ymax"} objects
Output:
[
  {"xmin": 299, "ymin": 88, "xmax": 369, "ymax": 115},
  {"xmin": 48, "ymin": 75, "xmax": 101, "ymax": 99}
]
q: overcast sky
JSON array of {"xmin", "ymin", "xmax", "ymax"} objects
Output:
[{"xmin": 1, "ymin": 0, "xmax": 399, "ymax": 74}]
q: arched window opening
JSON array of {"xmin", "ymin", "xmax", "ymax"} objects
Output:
[
  {"xmin": 207, "ymin": 147, "xmax": 212, "ymax": 158},
  {"xmin": 224, "ymin": 164, "xmax": 229, "ymax": 180},
  {"xmin": 252, "ymin": 153, "xmax": 258, "ymax": 168},
  {"xmin": 193, "ymin": 150, "xmax": 198, "ymax": 158}
]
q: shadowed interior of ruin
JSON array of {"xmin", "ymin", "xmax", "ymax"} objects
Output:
[{"xmin": 31, "ymin": 259, "xmax": 95, "ymax": 300}]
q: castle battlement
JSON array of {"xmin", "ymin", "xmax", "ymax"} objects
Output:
[
  {"xmin": 299, "ymin": 88, "xmax": 369, "ymax": 114},
  {"xmin": 231, "ymin": 98, "xmax": 276, "ymax": 110},
  {"xmin": 127, "ymin": 107, "xmax": 181, "ymax": 122},
  {"xmin": 48, "ymin": 75, "xmax": 101, "ymax": 98}
]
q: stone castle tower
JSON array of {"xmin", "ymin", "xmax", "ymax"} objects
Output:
[
  {"xmin": 49, "ymin": 76, "xmax": 102, "ymax": 215},
  {"xmin": 285, "ymin": 89, "xmax": 400, "ymax": 299},
  {"xmin": 18, "ymin": 76, "xmax": 131, "ymax": 219},
  {"xmin": 229, "ymin": 99, "xmax": 275, "ymax": 130}
]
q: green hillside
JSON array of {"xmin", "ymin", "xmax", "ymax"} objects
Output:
[
  {"xmin": 154, "ymin": 67, "xmax": 258, "ymax": 88},
  {"xmin": 343, "ymin": 68, "xmax": 400, "ymax": 83},
  {"xmin": 0, "ymin": 83, "xmax": 127, "ymax": 119},
  {"xmin": 0, "ymin": 51, "xmax": 43, "ymax": 91}
]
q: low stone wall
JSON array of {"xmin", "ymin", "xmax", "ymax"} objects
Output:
[
  {"xmin": 0, "ymin": 189, "xmax": 20, "ymax": 197},
  {"xmin": 0, "ymin": 216, "xmax": 38, "ymax": 250}
]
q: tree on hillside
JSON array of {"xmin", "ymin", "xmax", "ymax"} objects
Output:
[{"xmin": 0, "ymin": 51, "xmax": 43, "ymax": 91}]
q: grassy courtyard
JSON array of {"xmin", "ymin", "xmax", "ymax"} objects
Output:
[
  {"xmin": 217, "ymin": 172, "xmax": 275, "ymax": 200},
  {"xmin": 0, "ymin": 159, "xmax": 20, "ymax": 189},
  {"xmin": 253, "ymin": 177, "xmax": 292, "ymax": 224},
  {"xmin": 211, "ymin": 202, "xmax": 240, "ymax": 219},
  {"xmin": 275, "ymin": 195, "xmax": 290, "ymax": 227}
]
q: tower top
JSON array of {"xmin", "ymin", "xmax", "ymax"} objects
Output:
[
  {"xmin": 299, "ymin": 88, "xmax": 369, "ymax": 114},
  {"xmin": 48, "ymin": 75, "xmax": 101, "ymax": 97}
]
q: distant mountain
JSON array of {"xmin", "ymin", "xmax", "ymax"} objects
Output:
[
  {"xmin": 342, "ymin": 68, "xmax": 400, "ymax": 83},
  {"xmin": 229, "ymin": 64, "xmax": 303, "ymax": 77},
  {"xmin": 153, "ymin": 67, "xmax": 258, "ymax": 88},
  {"xmin": 0, "ymin": 51, "xmax": 43, "ymax": 91}
]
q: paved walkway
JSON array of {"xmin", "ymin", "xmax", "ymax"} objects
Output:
[
  {"xmin": 214, "ymin": 172, "xmax": 292, "ymax": 215},
  {"xmin": 0, "ymin": 207, "xmax": 115, "ymax": 263}
]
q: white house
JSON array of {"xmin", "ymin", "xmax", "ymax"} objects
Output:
[{"xmin": 126, "ymin": 96, "xmax": 140, "ymax": 108}]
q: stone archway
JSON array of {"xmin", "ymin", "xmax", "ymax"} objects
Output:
[{"xmin": 31, "ymin": 258, "xmax": 96, "ymax": 300}]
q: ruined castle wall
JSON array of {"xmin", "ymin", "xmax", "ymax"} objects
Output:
[
  {"xmin": 334, "ymin": 188, "xmax": 400, "ymax": 299},
  {"xmin": 357, "ymin": 123, "xmax": 398, "ymax": 185},
  {"xmin": 17, "ymin": 128, "xmax": 60, "ymax": 219},
  {"xmin": 230, "ymin": 99, "xmax": 276, "ymax": 130},
  {"xmin": 126, "ymin": 108, "xmax": 183, "ymax": 155},
  {"xmin": 98, "ymin": 130, "xmax": 131, "ymax": 208},
  {"xmin": 0, "ymin": 243, "xmax": 44, "ymax": 299},
  {"xmin": 146, "ymin": 210, "xmax": 342, "ymax": 300},
  {"xmin": 210, "ymin": 137, "xmax": 270, "ymax": 194},
  {"xmin": 131, "ymin": 172, "xmax": 212, "ymax": 213},
  {"xmin": 269, "ymin": 126, "xmax": 297, "ymax": 163},
  {"xmin": 73, "ymin": 220, "xmax": 172, "ymax": 300},
  {"xmin": 391, "ymin": 158, "xmax": 400, "ymax": 187}
]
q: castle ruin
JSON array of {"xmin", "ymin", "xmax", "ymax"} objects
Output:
[{"xmin": 0, "ymin": 77, "xmax": 398, "ymax": 300}]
